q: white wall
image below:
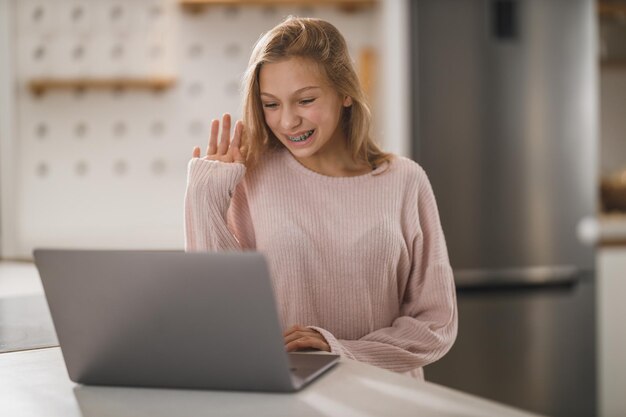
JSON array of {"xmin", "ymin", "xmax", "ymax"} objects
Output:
[
  {"xmin": 0, "ymin": 0, "xmax": 18, "ymax": 259},
  {"xmin": 0, "ymin": 0, "xmax": 411, "ymax": 259},
  {"xmin": 376, "ymin": 0, "xmax": 411, "ymax": 158}
]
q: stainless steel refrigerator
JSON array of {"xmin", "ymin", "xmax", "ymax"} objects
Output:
[{"xmin": 411, "ymin": 1, "xmax": 598, "ymax": 416}]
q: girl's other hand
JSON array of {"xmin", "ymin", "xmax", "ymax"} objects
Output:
[
  {"xmin": 192, "ymin": 113, "xmax": 246, "ymax": 164},
  {"xmin": 283, "ymin": 325, "xmax": 331, "ymax": 352}
]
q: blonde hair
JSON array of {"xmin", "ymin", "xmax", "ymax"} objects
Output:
[{"xmin": 241, "ymin": 16, "xmax": 392, "ymax": 171}]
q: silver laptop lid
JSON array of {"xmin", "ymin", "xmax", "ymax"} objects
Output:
[{"xmin": 34, "ymin": 249, "xmax": 297, "ymax": 391}]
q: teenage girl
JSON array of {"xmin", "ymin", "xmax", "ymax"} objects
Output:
[{"xmin": 185, "ymin": 17, "xmax": 457, "ymax": 379}]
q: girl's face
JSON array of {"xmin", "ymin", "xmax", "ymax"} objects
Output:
[{"xmin": 258, "ymin": 57, "xmax": 352, "ymax": 164}]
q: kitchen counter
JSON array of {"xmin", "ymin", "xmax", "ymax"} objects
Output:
[
  {"xmin": 0, "ymin": 261, "xmax": 58, "ymax": 353},
  {"xmin": 578, "ymin": 214, "xmax": 626, "ymax": 245},
  {"xmin": 577, "ymin": 214, "xmax": 626, "ymax": 416},
  {"xmin": 0, "ymin": 294, "xmax": 57, "ymax": 353},
  {"xmin": 0, "ymin": 346, "xmax": 543, "ymax": 417},
  {"xmin": 0, "ymin": 261, "xmax": 45, "ymax": 297},
  {"xmin": 599, "ymin": 214, "xmax": 626, "ymax": 242},
  {"xmin": 0, "ymin": 261, "xmax": 543, "ymax": 417}
]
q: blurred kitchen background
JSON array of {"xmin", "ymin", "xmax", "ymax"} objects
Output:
[{"xmin": 1, "ymin": 1, "xmax": 625, "ymax": 416}]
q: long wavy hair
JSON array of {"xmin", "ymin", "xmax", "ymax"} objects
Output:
[{"xmin": 241, "ymin": 16, "xmax": 392, "ymax": 171}]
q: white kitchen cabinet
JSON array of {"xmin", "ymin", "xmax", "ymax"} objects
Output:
[
  {"xmin": 598, "ymin": 243, "xmax": 626, "ymax": 417},
  {"xmin": 581, "ymin": 215, "xmax": 626, "ymax": 417}
]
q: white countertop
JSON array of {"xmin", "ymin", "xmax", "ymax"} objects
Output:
[
  {"xmin": 578, "ymin": 214, "xmax": 626, "ymax": 246},
  {"xmin": 0, "ymin": 261, "xmax": 543, "ymax": 417},
  {"xmin": 0, "ymin": 347, "xmax": 542, "ymax": 417},
  {"xmin": 0, "ymin": 262, "xmax": 57, "ymax": 353},
  {"xmin": 0, "ymin": 261, "xmax": 44, "ymax": 297}
]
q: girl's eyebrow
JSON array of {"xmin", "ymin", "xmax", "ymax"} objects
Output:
[{"xmin": 260, "ymin": 86, "xmax": 321, "ymax": 98}]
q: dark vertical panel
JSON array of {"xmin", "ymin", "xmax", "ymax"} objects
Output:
[{"xmin": 492, "ymin": 0, "xmax": 518, "ymax": 40}]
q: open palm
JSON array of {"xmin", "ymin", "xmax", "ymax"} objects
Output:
[{"xmin": 192, "ymin": 113, "xmax": 246, "ymax": 164}]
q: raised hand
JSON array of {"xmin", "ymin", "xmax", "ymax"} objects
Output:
[{"xmin": 192, "ymin": 113, "xmax": 246, "ymax": 164}]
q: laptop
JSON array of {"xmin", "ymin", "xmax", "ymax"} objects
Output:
[{"xmin": 33, "ymin": 249, "xmax": 339, "ymax": 392}]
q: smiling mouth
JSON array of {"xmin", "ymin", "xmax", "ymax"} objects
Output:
[{"xmin": 287, "ymin": 129, "xmax": 315, "ymax": 142}]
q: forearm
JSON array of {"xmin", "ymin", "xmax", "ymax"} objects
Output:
[
  {"xmin": 184, "ymin": 158, "xmax": 246, "ymax": 252},
  {"xmin": 310, "ymin": 316, "xmax": 456, "ymax": 373},
  {"xmin": 308, "ymin": 264, "xmax": 458, "ymax": 373}
]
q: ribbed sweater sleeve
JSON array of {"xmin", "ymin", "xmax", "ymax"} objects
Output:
[
  {"xmin": 309, "ymin": 169, "xmax": 458, "ymax": 373},
  {"xmin": 184, "ymin": 158, "xmax": 249, "ymax": 251}
]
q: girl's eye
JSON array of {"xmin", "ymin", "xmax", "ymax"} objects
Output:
[
  {"xmin": 263, "ymin": 102, "xmax": 278, "ymax": 109},
  {"xmin": 299, "ymin": 98, "xmax": 316, "ymax": 105}
]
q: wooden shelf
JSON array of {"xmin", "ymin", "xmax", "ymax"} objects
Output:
[
  {"xmin": 601, "ymin": 59, "xmax": 626, "ymax": 69},
  {"xmin": 180, "ymin": 0, "xmax": 376, "ymax": 13},
  {"xmin": 28, "ymin": 77, "xmax": 176, "ymax": 95},
  {"xmin": 598, "ymin": 1, "xmax": 626, "ymax": 17}
]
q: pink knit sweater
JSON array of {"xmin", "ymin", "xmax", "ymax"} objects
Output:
[{"xmin": 184, "ymin": 148, "xmax": 457, "ymax": 379}]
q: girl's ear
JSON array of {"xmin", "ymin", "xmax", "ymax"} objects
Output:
[{"xmin": 343, "ymin": 96, "xmax": 353, "ymax": 107}]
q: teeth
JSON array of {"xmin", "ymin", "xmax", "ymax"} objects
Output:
[{"xmin": 288, "ymin": 129, "xmax": 314, "ymax": 142}]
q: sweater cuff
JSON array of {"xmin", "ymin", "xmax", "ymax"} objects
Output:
[
  {"xmin": 186, "ymin": 158, "xmax": 246, "ymax": 196},
  {"xmin": 308, "ymin": 326, "xmax": 355, "ymax": 359}
]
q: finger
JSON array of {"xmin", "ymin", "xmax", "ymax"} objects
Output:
[
  {"xmin": 285, "ymin": 337, "xmax": 328, "ymax": 352},
  {"xmin": 284, "ymin": 331, "xmax": 306, "ymax": 345},
  {"xmin": 231, "ymin": 121, "xmax": 245, "ymax": 163},
  {"xmin": 284, "ymin": 330, "xmax": 321, "ymax": 345},
  {"xmin": 208, "ymin": 119, "xmax": 219, "ymax": 155},
  {"xmin": 230, "ymin": 120, "xmax": 243, "ymax": 148},
  {"xmin": 218, "ymin": 113, "xmax": 231, "ymax": 155},
  {"xmin": 283, "ymin": 325, "xmax": 299, "ymax": 337},
  {"xmin": 192, "ymin": 146, "xmax": 200, "ymax": 158},
  {"xmin": 286, "ymin": 337, "xmax": 315, "ymax": 352},
  {"xmin": 283, "ymin": 325, "xmax": 306, "ymax": 337},
  {"xmin": 284, "ymin": 328, "xmax": 330, "ymax": 352}
]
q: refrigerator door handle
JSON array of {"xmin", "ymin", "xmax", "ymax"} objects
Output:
[{"xmin": 453, "ymin": 265, "xmax": 586, "ymax": 289}]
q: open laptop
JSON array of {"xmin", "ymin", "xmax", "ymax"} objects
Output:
[{"xmin": 33, "ymin": 249, "xmax": 339, "ymax": 392}]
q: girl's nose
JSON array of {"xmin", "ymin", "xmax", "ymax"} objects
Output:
[{"xmin": 280, "ymin": 107, "xmax": 301, "ymax": 131}]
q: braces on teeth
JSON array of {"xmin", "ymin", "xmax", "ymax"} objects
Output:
[{"xmin": 289, "ymin": 129, "xmax": 314, "ymax": 142}]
